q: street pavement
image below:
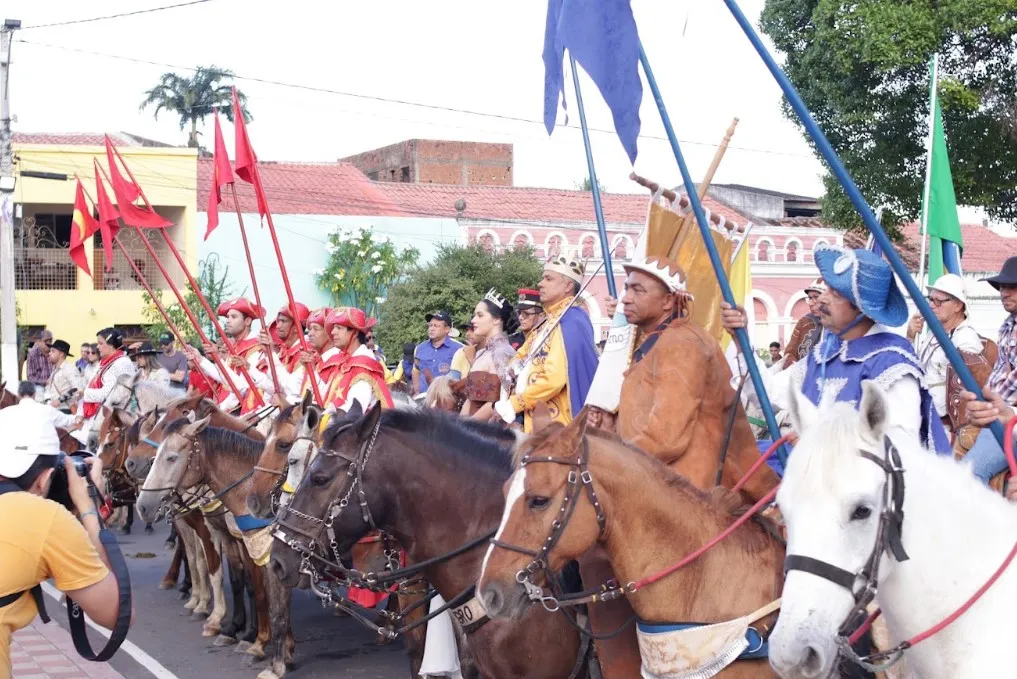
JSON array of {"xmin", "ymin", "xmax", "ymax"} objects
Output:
[{"xmin": 38, "ymin": 523, "xmax": 414, "ymax": 679}]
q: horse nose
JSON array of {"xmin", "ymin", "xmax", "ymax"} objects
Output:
[
  {"xmin": 125, "ymin": 458, "xmax": 136, "ymax": 474},
  {"xmin": 247, "ymin": 494, "xmax": 261, "ymax": 517},
  {"xmin": 480, "ymin": 582, "xmax": 505, "ymax": 618},
  {"xmin": 800, "ymin": 644, "xmax": 826, "ymax": 679}
]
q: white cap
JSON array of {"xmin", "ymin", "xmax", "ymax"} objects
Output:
[
  {"xmin": 926, "ymin": 273, "xmax": 968, "ymax": 316},
  {"xmin": 0, "ymin": 404, "xmax": 61, "ymax": 478},
  {"xmin": 623, "ymin": 256, "xmax": 694, "ymax": 298},
  {"xmin": 804, "ymin": 278, "xmax": 826, "ymax": 294}
]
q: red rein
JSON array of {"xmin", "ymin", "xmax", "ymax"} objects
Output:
[
  {"xmin": 846, "ymin": 417, "xmax": 1017, "ymax": 649},
  {"xmin": 628, "ymin": 435, "xmax": 787, "ymax": 592}
]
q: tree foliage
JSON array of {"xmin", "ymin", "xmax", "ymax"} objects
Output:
[
  {"xmin": 574, "ymin": 176, "xmax": 607, "ymax": 193},
  {"xmin": 375, "ymin": 244, "xmax": 543, "ymax": 358},
  {"xmin": 315, "ymin": 226, "xmax": 419, "ymax": 318},
  {"xmin": 141, "ymin": 253, "xmax": 242, "ymax": 347},
  {"xmin": 760, "ymin": 0, "xmax": 1017, "ymax": 237},
  {"xmin": 140, "ymin": 66, "xmax": 251, "ymax": 148}
]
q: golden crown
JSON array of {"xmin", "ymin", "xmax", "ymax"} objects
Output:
[{"xmin": 543, "ymin": 248, "xmax": 586, "ymax": 284}]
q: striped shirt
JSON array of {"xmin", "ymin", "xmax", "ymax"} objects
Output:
[
  {"xmin": 26, "ymin": 346, "xmax": 51, "ymax": 385},
  {"xmin": 989, "ymin": 314, "xmax": 1017, "ymax": 404}
]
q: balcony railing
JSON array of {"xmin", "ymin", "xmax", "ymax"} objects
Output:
[{"xmin": 14, "ymin": 216, "xmax": 76, "ymax": 290}]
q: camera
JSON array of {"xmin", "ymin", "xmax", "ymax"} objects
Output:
[{"xmin": 48, "ymin": 450, "xmax": 95, "ymax": 511}]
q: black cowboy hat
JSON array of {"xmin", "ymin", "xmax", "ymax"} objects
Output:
[
  {"xmin": 983, "ymin": 256, "xmax": 1017, "ymax": 290},
  {"xmin": 129, "ymin": 341, "xmax": 161, "ymax": 358},
  {"xmin": 50, "ymin": 340, "xmax": 73, "ymax": 357}
]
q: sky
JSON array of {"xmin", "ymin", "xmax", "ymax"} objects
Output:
[{"xmin": 5, "ymin": 0, "xmax": 828, "ymax": 198}]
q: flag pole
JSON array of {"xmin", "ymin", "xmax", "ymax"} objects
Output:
[
  {"xmin": 103, "ymin": 144, "xmax": 265, "ymax": 408},
  {"xmin": 248, "ymin": 161, "xmax": 325, "ymax": 407},
  {"xmin": 637, "ymin": 42, "xmax": 789, "ymax": 465},
  {"xmin": 917, "ymin": 53, "xmax": 938, "ymax": 288},
  {"xmin": 719, "ymin": 0, "xmax": 1004, "ymax": 446},
  {"xmin": 570, "ymin": 55, "xmax": 616, "ymax": 297},
  {"xmin": 228, "ymin": 182, "xmax": 281, "ymax": 394}
]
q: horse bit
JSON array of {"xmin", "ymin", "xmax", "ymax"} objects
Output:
[{"xmin": 782, "ymin": 435, "xmax": 909, "ymax": 667}]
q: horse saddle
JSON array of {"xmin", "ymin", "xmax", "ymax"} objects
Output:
[
  {"xmin": 463, "ymin": 372, "xmax": 502, "ymax": 403},
  {"xmin": 945, "ymin": 337, "xmax": 998, "ymax": 432}
]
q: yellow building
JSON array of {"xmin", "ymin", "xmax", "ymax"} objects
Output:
[{"xmin": 11, "ymin": 133, "xmax": 197, "ymax": 358}]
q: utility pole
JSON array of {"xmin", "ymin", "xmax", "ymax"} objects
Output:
[{"xmin": 0, "ymin": 19, "xmax": 20, "ymax": 385}]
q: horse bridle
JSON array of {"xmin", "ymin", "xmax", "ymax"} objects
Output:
[
  {"xmin": 254, "ymin": 431, "xmax": 320, "ymax": 515},
  {"xmin": 273, "ymin": 419, "xmax": 383, "ymax": 572},
  {"xmin": 783, "ymin": 435, "xmax": 909, "ymax": 641},
  {"xmin": 487, "ymin": 437, "xmax": 607, "ymax": 609}
]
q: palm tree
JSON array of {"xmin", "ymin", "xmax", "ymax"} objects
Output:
[{"xmin": 139, "ymin": 66, "xmax": 252, "ymax": 148}]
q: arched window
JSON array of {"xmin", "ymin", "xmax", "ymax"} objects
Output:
[
  {"xmin": 581, "ymin": 236, "xmax": 595, "ymax": 259},
  {"xmin": 757, "ymin": 240, "xmax": 770, "ymax": 262},
  {"xmin": 547, "ymin": 234, "xmax": 563, "ymax": 258},
  {"xmin": 479, "ymin": 233, "xmax": 495, "ymax": 254},
  {"xmin": 512, "ymin": 232, "xmax": 531, "ymax": 251},
  {"xmin": 786, "ymin": 241, "xmax": 797, "ymax": 262}
]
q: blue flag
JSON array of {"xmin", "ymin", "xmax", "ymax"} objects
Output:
[{"xmin": 543, "ymin": 0, "xmax": 643, "ymax": 163}]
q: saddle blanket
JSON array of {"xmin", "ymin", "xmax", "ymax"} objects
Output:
[
  {"xmin": 225, "ymin": 513, "xmax": 275, "ymax": 567},
  {"xmin": 636, "ymin": 618, "xmax": 767, "ymax": 679}
]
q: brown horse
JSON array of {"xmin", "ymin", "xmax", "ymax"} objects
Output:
[
  {"xmin": 136, "ymin": 417, "xmax": 295, "ymax": 679},
  {"xmin": 247, "ymin": 398, "xmax": 431, "ymax": 675},
  {"xmin": 270, "ymin": 404, "xmax": 592, "ymax": 679},
  {"xmin": 477, "ymin": 409, "xmax": 784, "ymax": 679},
  {"xmin": 126, "ymin": 399, "xmax": 269, "ymax": 655}
]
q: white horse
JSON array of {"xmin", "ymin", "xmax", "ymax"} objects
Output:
[
  {"xmin": 769, "ymin": 381, "xmax": 1017, "ymax": 679},
  {"xmin": 87, "ymin": 372, "xmax": 181, "ymax": 450}
]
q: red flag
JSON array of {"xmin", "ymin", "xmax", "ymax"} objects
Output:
[
  {"xmin": 206, "ymin": 111, "xmax": 235, "ymax": 240},
  {"xmin": 104, "ymin": 136, "xmax": 173, "ymax": 229},
  {"xmin": 232, "ymin": 88, "xmax": 268, "ymax": 218},
  {"xmin": 69, "ymin": 180, "xmax": 99, "ymax": 276},
  {"xmin": 93, "ymin": 159, "xmax": 121, "ymax": 271},
  {"xmin": 104, "ymin": 137, "xmax": 140, "ymax": 203}
]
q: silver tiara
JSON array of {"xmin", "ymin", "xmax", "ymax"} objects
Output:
[{"xmin": 484, "ymin": 287, "xmax": 507, "ymax": 309}]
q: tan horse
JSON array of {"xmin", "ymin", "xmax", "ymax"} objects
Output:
[{"xmin": 477, "ymin": 409, "xmax": 784, "ymax": 678}]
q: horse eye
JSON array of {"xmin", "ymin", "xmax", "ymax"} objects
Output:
[
  {"xmin": 278, "ymin": 441, "xmax": 292, "ymax": 451},
  {"xmin": 311, "ymin": 473, "xmax": 330, "ymax": 487},
  {"xmin": 527, "ymin": 495, "xmax": 550, "ymax": 511},
  {"xmin": 166, "ymin": 453, "xmax": 179, "ymax": 463},
  {"xmin": 850, "ymin": 505, "xmax": 872, "ymax": 521},
  {"xmin": 288, "ymin": 458, "xmax": 299, "ymax": 467}
]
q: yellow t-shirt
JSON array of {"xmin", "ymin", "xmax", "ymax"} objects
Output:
[
  {"xmin": 449, "ymin": 347, "xmax": 472, "ymax": 380},
  {"xmin": 0, "ymin": 492, "xmax": 109, "ymax": 677}
]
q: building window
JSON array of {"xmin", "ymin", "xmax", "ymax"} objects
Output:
[
  {"xmin": 479, "ymin": 233, "xmax": 495, "ymax": 254},
  {"xmin": 757, "ymin": 240, "xmax": 770, "ymax": 262},
  {"xmin": 786, "ymin": 241, "xmax": 797, "ymax": 262},
  {"xmin": 513, "ymin": 232, "xmax": 530, "ymax": 251},
  {"xmin": 400, "ymin": 166, "xmax": 411, "ymax": 182},
  {"xmin": 15, "ymin": 214, "xmax": 76, "ymax": 290},
  {"xmin": 367, "ymin": 171, "xmax": 379, "ymax": 181},
  {"xmin": 548, "ymin": 235, "xmax": 562, "ymax": 258},
  {"xmin": 581, "ymin": 236, "xmax": 595, "ymax": 259}
]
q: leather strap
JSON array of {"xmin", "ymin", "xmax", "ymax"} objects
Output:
[{"xmin": 783, "ymin": 554, "xmax": 857, "ymax": 591}]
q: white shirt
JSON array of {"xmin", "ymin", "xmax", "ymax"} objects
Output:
[
  {"xmin": 198, "ymin": 330, "xmax": 276, "ymax": 410},
  {"xmin": 43, "ymin": 361, "xmax": 84, "ymax": 405},
  {"xmin": 739, "ymin": 324, "xmax": 924, "ymax": 443},
  {"xmin": 82, "ymin": 354, "xmax": 136, "ymax": 405},
  {"xmin": 273, "ymin": 346, "xmax": 340, "ymax": 404},
  {"xmin": 914, "ymin": 320, "xmax": 983, "ymax": 417},
  {"xmin": 15, "ymin": 397, "xmax": 77, "ymax": 430}
]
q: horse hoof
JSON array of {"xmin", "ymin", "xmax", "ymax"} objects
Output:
[
  {"xmin": 256, "ymin": 669, "xmax": 281, "ymax": 679},
  {"xmin": 245, "ymin": 645, "xmax": 266, "ymax": 660},
  {"xmin": 201, "ymin": 624, "xmax": 220, "ymax": 638},
  {"xmin": 192, "ymin": 608, "xmax": 210, "ymax": 619},
  {"xmin": 213, "ymin": 635, "xmax": 237, "ymax": 648},
  {"xmin": 159, "ymin": 579, "xmax": 175, "ymax": 590},
  {"xmin": 235, "ymin": 641, "xmax": 252, "ymax": 653},
  {"xmin": 184, "ymin": 599, "xmax": 197, "ymax": 611}
]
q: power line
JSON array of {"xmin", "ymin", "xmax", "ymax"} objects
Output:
[
  {"xmin": 15, "ymin": 38, "xmax": 817, "ymax": 160},
  {"xmin": 21, "ymin": 1, "xmax": 216, "ymax": 30}
]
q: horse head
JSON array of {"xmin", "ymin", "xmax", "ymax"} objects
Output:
[
  {"xmin": 477, "ymin": 406, "xmax": 599, "ymax": 619},
  {"xmin": 270, "ymin": 400, "xmax": 382, "ymax": 587},
  {"xmin": 769, "ymin": 381, "xmax": 898, "ymax": 679},
  {"xmin": 136, "ymin": 415, "xmax": 211, "ymax": 524},
  {"xmin": 248, "ymin": 390, "xmax": 321, "ymax": 518},
  {"xmin": 96, "ymin": 406, "xmax": 139, "ymax": 468}
]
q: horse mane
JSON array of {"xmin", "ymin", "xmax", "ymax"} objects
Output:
[
  {"xmin": 164, "ymin": 416, "xmax": 264, "ymax": 459},
  {"xmin": 325, "ymin": 407, "xmax": 515, "ymax": 475},
  {"xmin": 126, "ymin": 414, "xmax": 147, "ymax": 445}
]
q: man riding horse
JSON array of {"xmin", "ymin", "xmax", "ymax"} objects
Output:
[{"xmin": 722, "ymin": 244, "xmax": 950, "ymax": 452}]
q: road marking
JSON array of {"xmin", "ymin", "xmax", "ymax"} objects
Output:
[{"xmin": 41, "ymin": 582, "xmax": 180, "ymax": 679}]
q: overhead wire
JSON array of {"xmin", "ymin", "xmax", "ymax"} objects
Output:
[
  {"xmin": 14, "ymin": 38, "xmax": 817, "ymax": 160},
  {"xmin": 20, "ymin": 0, "xmax": 217, "ymax": 30}
]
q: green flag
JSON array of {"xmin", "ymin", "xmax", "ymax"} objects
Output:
[{"xmin": 921, "ymin": 56, "xmax": 963, "ymax": 284}]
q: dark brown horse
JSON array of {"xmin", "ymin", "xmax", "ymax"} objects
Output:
[
  {"xmin": 137, "ymin": 417, "xmax": 295, "ymax": 679},
  {"xmin": 270, "ymin": 404, "xmax": 592, "ymax": 679}
]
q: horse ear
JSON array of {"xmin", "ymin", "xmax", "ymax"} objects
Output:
[
  {"xmin": 356, "ymin": 401, "xmax": 382, "ymax": 441},
  {"xmin": 859, "ymin": 381, "xmax": 888, "ymax": 442},
  {"xmin": 347, "ymin": 399, "xmax": 364, "ymax": 419},
  {"xmin": 301, "ymin": 389, "xmax": 313, "ymax": 412},
  {"xmin": 184, "ymin": 415, "xmax": 212, "ymax": 437},
  {"xmin": 102, "ymin": 405, "xmax": 112, "ymax": 420},
  {"xmin": 186, "ymin": 410, "xmax": 197, "ymax": 424},
  {"xmin": 304, "ymin": 405, "xmax": 321, "ymax": 433},
  {"xmin": 531, "ymin": 402, "xmax": 553, "ymax": 432},
  {"xmin": 560, "ymin": 406, "xmax": 589, "ymax": 453},
  {"xmin": 785, "ymin": 380, "xmax": 818, "ymax": 435},
  {"xmin": 117, "ymin": 408, "xmax": 139, "ymax": 427}
]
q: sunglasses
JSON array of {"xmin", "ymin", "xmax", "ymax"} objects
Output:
[{"xmin": 926, "ymin": 295, "xmax": 952, "ymax": 306}]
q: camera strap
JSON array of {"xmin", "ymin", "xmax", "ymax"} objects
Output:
[{"xmin": 65, "ymin": 483, "xmax": 132, "ymax": 662}]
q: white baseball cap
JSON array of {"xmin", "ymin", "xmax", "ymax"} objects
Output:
[
  {"xmin": 0, "ymin": 404, "xmax": 62, "ymax": 478},
  {"xmin": 926, "ymin": 273, "xmax": 969, "ymax": 316}
]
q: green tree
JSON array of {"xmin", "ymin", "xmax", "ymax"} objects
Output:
[
  {"xmin": 140, "ymin": 66, "xmax": 252, "ymax": 148},
  {"xmin": 315, "ymin": 226, "xmax": 419, "ymax": 318},
  {"xmin": 760, "ymin": 0, "xmax": 1017, "ymax": 237},
  {"xmin": 574, "ymin": 176, "xmax": 607, "ymax": 193},
  {"xmin": 375, "ymin": 244, "xmax": 542, "ymax": 358},
  {"xmin": 141, "ymin": 253, "xmax": 242, "ymax": 346}
]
